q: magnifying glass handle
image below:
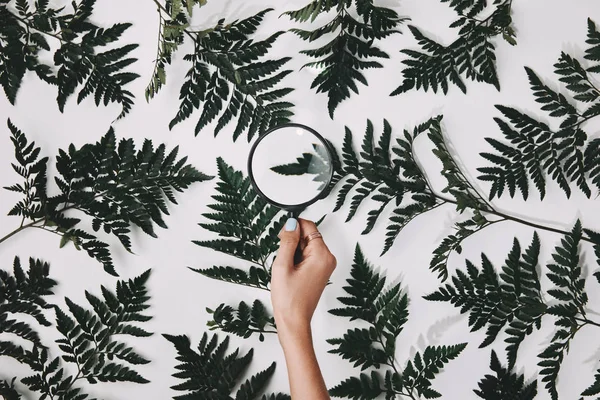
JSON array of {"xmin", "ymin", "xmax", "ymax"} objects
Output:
[{"xmin": 288, "ymin": 210, "xmax": 304, "ymax": 265}]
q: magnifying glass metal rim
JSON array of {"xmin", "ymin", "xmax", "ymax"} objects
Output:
[{"xmin": 247, "ymin": 122, "xmax": 335, "ymax": 214}]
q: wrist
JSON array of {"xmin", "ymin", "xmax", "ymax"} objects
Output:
[{"xmin": 276, "ymin": 318, "xmax": 312, "ymax": 347}]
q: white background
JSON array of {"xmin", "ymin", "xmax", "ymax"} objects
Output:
[{"xmin": 1, "ymin": 0, "xmax": 600, "ymax": 399}]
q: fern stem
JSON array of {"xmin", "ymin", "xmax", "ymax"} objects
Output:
[
  {"xmin": 12, "ymin": 13, "xmax": 65, "ymax": 43},
  {"xmin": 576, "ymin": 317, "xmax": 600, "ymax": 328},
  {"xmin": 152, "ymin": 0, "xmax": 197, "ymax": 42},
  {"xmin": 0, "ymin": 219, "xmax": 41, "ymax": 245},
  {"xmin": 434, "ymin": 194, "xmax": 596, "ymax": 243}
]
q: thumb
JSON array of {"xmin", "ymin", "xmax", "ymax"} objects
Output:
[{"xmin": 273, "ymin": 218, "xmax": 301, "ymax": 270}]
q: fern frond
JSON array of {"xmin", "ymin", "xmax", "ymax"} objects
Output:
[
  {"xmin": 0, "ymin": 2, "xmax": 139, "ymax": 117},
  {"xmin": 168, "ymin": 9, "xmax": 294, "ymax": 141},
  {"xmin": 55, "ymin": 270, "xmax": 153, "ymax": 385},
  {"xmin": 478, "ymin": 20, "xmax": 600, "ymax": 199},
  {"xmin": 393, "ymin": 1, "xmax": 514, "ymax": 96},
  {"xmin": 164, "ymin": 332, "xmax": 284, "ymax": 399},
  {"xmin": 426, "ymin": 233, "xmax": 545, "ymax": 368},
  {"xmin": 0, "ymin": 257, "xmax": 56, "ymax": 353},
  {"xmin": 286, "ymin": 0, "xmax": 407, "ymax": 117},
  {"xmin": 206, "ymin": 300, "xmax": 276, "ymax": 342},
  {"xmin": 2, "ymin": 121, "xmax": 211, "ymax": 275},
  {"xmin": 474, "ymin": 350, "xmax": 538, "ymax": 400},
  {"xmin": 333, "ymin": 118, "xmax": 440, "ymax": 254},
  {"xmin": 0, "ymin": 378, "xmax": 21, "ymax": 400}
]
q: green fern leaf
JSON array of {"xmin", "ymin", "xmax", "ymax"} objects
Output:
[
  {"xmin": 207, "ymin": 300, "xmax": 276, "ymax": 341},
  {"xmin": 474, "ymin": 350, "xmax": 537, "ymax": 400},
  {"xmin": 168, "ymin": 9, "xmax": 294, "ymax": 141},
  {"xmin": 164, "ymin": 332, "xmax": 285, "ymax": 399},
  {"xmin": 286, "ymin": 0, "xmax": 406, "ymax": 117},
  {"xmin": 333, "ymin": 119, "xmax": 440, "ymax": 254}
]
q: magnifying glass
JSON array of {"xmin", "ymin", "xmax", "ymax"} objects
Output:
[{"xmin": 247, "ymin": 123, "xmax": 335, "ymax": 219}]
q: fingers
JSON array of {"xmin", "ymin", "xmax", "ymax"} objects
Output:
[
  {"xmin": 273, "ymin": 218, "xmax": 301, "ymax": 271},
  {"xmin": 298, "ymin": 219, "xmax": 337, "ymax": 272},
  {"xmin": 298, "ymin": 219, "xmax": 324, "ymax": 251}
]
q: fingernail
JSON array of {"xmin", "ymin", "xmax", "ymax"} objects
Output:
[{"xmin": 285, "ymin": 218, "xmax": 297, "ymax": 231}]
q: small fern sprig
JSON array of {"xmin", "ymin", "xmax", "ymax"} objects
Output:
[
  {"xmin": 0, "ymin": 0, "xmax": 139, "ymax": 118},
  {"xmin": 328, "ymin": 244, "xmax": 467, "ymax": 399},
  {"xmin": 164, "ymin": 332, "xmax": 290, "ymax": 400},
  {"xmin": 150, "ymin": 5, "xmax": 295, "ymax": 141},
  {"xmin": 284, "ymin": 0, "xmax": 408, "ymax": 117},
  {"xmin": 478, "ymin": 18, "xmax": 600, "ymax": 200},
  {"xmin": 191, "ymin": 157, "xmax": 286, "ymax": 339},
  {"xmin": 1, "ymin": 119, "xmax": 212, "ymax": 275},
  {"xmin": 206, "ymin": 300, "xmax": 276, "ymax": 342},
  {"xmin": 474, "ymin": 350, "xmax": 538, "ymax": 400},
  {"xmin": 145, "ymin": 0, "xmax": 207, "ymax": 100},
  {"xmin": 392, "ymin": 0, "xmax": 515, "ymax": 96}
]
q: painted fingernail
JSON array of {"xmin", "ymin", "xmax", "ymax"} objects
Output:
[{"xmin": 285, "ymin": 218, "xmax": 298, "ymax": 231}]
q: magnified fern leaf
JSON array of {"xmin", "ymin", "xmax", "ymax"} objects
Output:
[
  {"xmin": 164, "ymin": 332, "xmax": 289, "ymax": 399},
  {"xmin": 392, "ymin": 0, "xmax": 515, "ymax": 96},
  {"xmin": 2, "ymin": 120, "xmax": 212, "ymax": 275},
  {"xmin": 329, "ymin": 244, "xmax": 466, "ymax": 399},
  {"xmin": 0, "ymin": 0, "xmax": 139, "ymax": 118},
  {"xmin": 333, "ymin": 118, "xmax": 440, "ymax": 255},
  {"xmin": 474, "ymin": 350, "xmax": 538, "ymax": 400},
  {"xmin": 164, "ymin": 8, "xmax": 294, "ymax": 141},
  {"xmin": 478, "ymin": 18, "xmax": 600, "ymax": 200},
  {"xmin": 285, "ymin": 0, "xmax": 407, "ymax": 117}
]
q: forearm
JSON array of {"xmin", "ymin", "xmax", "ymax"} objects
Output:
[{"xmin": 278, "ymin": 324, "xmax": 330, "ymax": 400}]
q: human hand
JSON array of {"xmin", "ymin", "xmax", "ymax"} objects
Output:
[{"xmin": 271, "ymin": 218, "xmax": 337, "ymax": 341}]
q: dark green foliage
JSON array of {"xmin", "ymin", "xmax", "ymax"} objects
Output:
[
  {"xmin": 164, "ymin": 332, "xmax": 288, "ymax": 399},
  {"xmin": 145, "ymin": 0, "xmax": 206, "ymax": 100},
  {"xmin": 582, "ymin": 369, "xmax": 600, "ymax": 397},
  {"xmin": 333, "ymin": 118, "xmax": 440, "ymax": 255},
  {"xmin": 329, "ymin": 244, "xmax": 466, "ymax": 399},
  {"xmin": 430, "ymin": 210, "xmax": 494, "ymax": 281},
  {"xmin": 538, "ymin": 221, "xmax": 588, "ymax": 400},
  {"xmin": 53, "ymin": 269, "xmax": 153, "ymax": 386},
  {"xmin": 0, "ymin": 378, "xmax": 21, "ymax": 400},
  {"xmin": 192, "ymin": 157, "xmax": 285, "ymax": 338},
  {"xmin": 284, "ymin": 0, "xmax": 407, "ymax": 117},
  {"xmin": 193, "ymin": 157, "xmax": 286, "ymax": 283},
  {"xmin": 478, "ymin": 19, "xmax": 600, "ymax": 200},
  {"xmin": 425, "ymin": 233, "xmax": 546, "ymax": 369},
  {"xmin": 2, "ymin": 120, "xmax": 212, "ymax": 275},
  {"xmin": 0, "ymin": 264, "xmax": 153, "ymax": 400},
  {"xmin": 427, "ymin": 116, "xmax": 495, "ymax": 280},
  {"xmin": 474, "ymin": 350, "xmax": 538, "ymax": 400},
  {"xmin": 0, "ymin": 257, "xmax": 56, "ymax": 364},
  {"xmin": 392, "ymin": 0, "xmax": 515, "ymax": 95},
  {"xmin": 206, "ymin": 300, "xmax": 276, "ymax": 342},
  {"xmin": 0, "ymin": 0, "xmax": 139, "ymax": 118},
  {"xmin": 165, "ymin": 8, "xmax": 294, "ymax": 141}
]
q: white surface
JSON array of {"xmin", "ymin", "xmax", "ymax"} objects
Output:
[{"xmin": 1, "ymin": 0, "xmax": 600, "ymax": 399}]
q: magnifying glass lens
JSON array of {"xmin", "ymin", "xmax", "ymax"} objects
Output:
[{"xmin": 249, "ymin": 125, "xmax": 334, "ymax": 209}]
